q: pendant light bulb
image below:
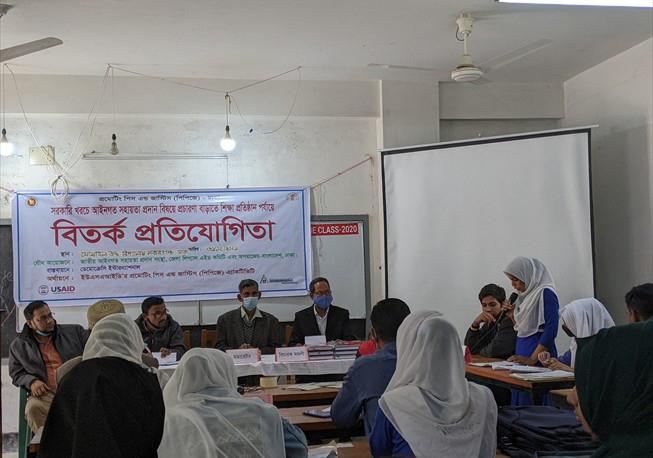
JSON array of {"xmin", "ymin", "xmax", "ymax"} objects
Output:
[
  {"xmin": 0, "ymin": 128, "xmax": 15, "ymax": 157},
  {"xmin": 220, "ymin": 125, "xmax": 236, "ymax": 152},
  {"xmin": 110, "ymin": 133, "xmax": 119, "ymax": 155}
]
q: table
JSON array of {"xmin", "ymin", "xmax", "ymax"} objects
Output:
[
  {"xmin": 244, "ymin": 386, "xmax": 339, "ymax": 407},
  {"xmin": 308, "ymin": 439, "xmax": 371, "ymax": 458},
  {"xmin": 279, "ymin": 406, "xmax": 342, "ymax": 432},
  {"xmin": 465, "ymin": 356, "xmax": 575, "ymax": 404},
  {"xmin": 161, "ymin": 355, "xmax": 355, "ymax": 378}
]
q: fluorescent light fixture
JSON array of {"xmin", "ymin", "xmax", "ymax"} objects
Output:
[{"xmin": 496, "ymin": 0, "xmax": 652, "ymax": 7}]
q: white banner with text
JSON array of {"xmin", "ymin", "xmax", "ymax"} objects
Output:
[{"xmin": 12, "ymin": 188, "xmax": 312, "ymax": 306}]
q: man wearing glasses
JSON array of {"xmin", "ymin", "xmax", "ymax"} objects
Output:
[
  {"xmin": 136, "ymin": 296, "xmax": 186, "ymax": 360},
  {"xmin": 9, "ymin": 300, "xmax": 89, "ymax": 432},
  {"xmin": 288, "ymin": 277, "xmax": 358, "ymax": 346}
]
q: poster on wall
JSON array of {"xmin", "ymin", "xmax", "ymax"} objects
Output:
[{"xmin": 12, "ymin": 187, "xmax": 312, "ymax": 306}]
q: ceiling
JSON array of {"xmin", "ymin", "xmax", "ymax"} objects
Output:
[{"xmin": 0, "ymin": 0, "xmax": 651, "ymax": 83}]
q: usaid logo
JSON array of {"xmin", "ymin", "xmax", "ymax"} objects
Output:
[
  {"xmin": 51, "ymin": 285, "xmax": 76, "ymax": 294},
  {"xmin": 38, "ymin": 285, "xmax": 48, "ymax": 295}
]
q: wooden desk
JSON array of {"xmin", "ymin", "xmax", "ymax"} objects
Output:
[
  {"xmin": 465, "ymin": 356, "xmax": 575, "ymax": 404},
  {"xmin": 550, "ymin": 388, "xmax": 574, "ymax": 409},
  {"xmin": 308, "ymin": 439, "xmax": 371, "ymax": 458},
  {"xmin": 279, "ymin": 406, "xmax": 341, "ymax": 432},
  {"xmin": 245, "ymin": 386, "xmax": 339, "ymax": 407}
]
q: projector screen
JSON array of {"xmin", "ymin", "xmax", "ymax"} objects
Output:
[{"xmin": 382, "ymin": 128, "xmax": 595, "ymax": 349}]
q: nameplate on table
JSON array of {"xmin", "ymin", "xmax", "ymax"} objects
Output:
[
  {"xmin": 276, "ymin": 347, "xmax": 309, "ymax": 362},
  {"xmin": 226, "ymin": 348, "xmax": 260, "ymax": 364}
]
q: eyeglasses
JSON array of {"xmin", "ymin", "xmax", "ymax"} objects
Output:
[
  {"xmin": 313, "ymin": 290, "xmax": 332, "ymax": 297},
  {"xmin": 148, "ymin": 309, "xmax": 169, "ymax": 319},
  {"xmin": 34, "ymin": 313, "xmax": 55, "ymax": 324}
]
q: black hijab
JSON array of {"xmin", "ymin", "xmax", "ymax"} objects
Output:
[
  {"xmin": 575, "ymin": 320, "xmax": 653, "ymax": 457},
  {"xmin": 38, "ymin": 356, "xmax": 164, "ymax": 457}
]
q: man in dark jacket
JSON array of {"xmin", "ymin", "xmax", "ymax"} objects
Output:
[
  {"xmin": 9, "ymin": 300, "xmax": 89, "ymax": 432},
  {"xmin": 288, "ymin": 277, "xmax": 358, "ymax": 346},
  {"xmin": 464, "ymin": 283, "xmax": 517, "ymax": 360},
  {"xmin": 136, "ymin": 296, "xmax": 186, "ymax": 360},
  {"xmin": 216, "ymin": 279, "xmax": 282, "ymax": 355}
]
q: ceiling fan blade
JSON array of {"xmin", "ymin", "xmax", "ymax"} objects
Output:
[
  {"xmin": 368, "ymin": 63, "xmax": 450, "ymax": 74},
  {"xmin": 0, "ymin": 37, "xmax": 63, "ymax": 62},
  {"xmin": 480, "ymin": 39, "xmax": 553, "ymax": 72}
]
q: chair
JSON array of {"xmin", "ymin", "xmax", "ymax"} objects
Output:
[
  {"xmin": 285, "ymin": 324, "xmax": 293, "ymax": 346},
  {"xmin": 183, "ymin": 330, "xmax": 191, "ymax": 349},
  {"xmin": 201, "ymin": 329, "xmax": 217, "ymax": 348},
  {"xmin": 18, "ymin": 388, "xmax": 34, "ymax": 458}
]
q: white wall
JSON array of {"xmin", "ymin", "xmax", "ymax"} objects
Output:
[
  {"xmin": 0, "ymin": 75, "xmax": 384, "ymax": 324},
  {"xmin": 562, "ymin": 38, "xmax": 653, "ymax": 325}
]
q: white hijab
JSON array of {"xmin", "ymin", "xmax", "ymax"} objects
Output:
[
  {"xmin": 82, "ymin": 313, "xmax": 169, "ymax": 388},
  {"xmin": 378, "ymin": 311, "xmax": 497, "ymax": 458},
  {"xmin": 561, "ymin": 298, "xmax": 615, "ymax": 367},
  {"xmin": 159, "ymin": 348, "xmax": 285, "ymax": 458},
  {"xmin": 504, "ymin": 256, "xmax": 557, "ymax": 338}
]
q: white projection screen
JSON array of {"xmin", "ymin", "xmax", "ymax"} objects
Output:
[{"xmin": 382, "ymin": 128, "xmax": 595, "ymax": 348}]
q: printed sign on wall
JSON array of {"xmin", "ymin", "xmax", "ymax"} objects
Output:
[{"xmin": 12, "ymin": 188, "xmax": 312, "ymax": 306}]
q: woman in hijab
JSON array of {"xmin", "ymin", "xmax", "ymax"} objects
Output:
[
  {"xmin": 369, "ymin": 311, "xmax": 497, "ymax": 458},
  {"xmin": 503, "ymin": 256, "xmax": 559, "ymax": 405},
  {"xmin": 158, "ymin": 347, "xmax": 307, "ymax": 458},
  {"xmin": 567, "ymin": 320, "xmax": 653, "ymax": 457},
  {"xmin": 539, "ymin": 298, "xmax": 615, "ymax": 372},
  {"xmin": 38, "ymin": 313, "xmax": 165, "ymax": 458}
]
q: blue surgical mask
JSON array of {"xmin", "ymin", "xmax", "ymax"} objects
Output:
[
  {"xmin": 34, "ymin": 329, "xmax": 54, "ymax": 336},
  {"xmin": 242, "ymin": 296, "xmax": 259, "ymax": 311},
  {"xmin": 314, "ymin": 294, "xmax": 333, "ymax": 310}
]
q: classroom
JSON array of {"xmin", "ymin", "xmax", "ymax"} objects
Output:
[{"xmin": 1, "ymin": 0, "xmax": 652, "ymax": 457}]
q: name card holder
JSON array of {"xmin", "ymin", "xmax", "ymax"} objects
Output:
[
  {"xmin": 226, "ymin": 348, "xmax": 260, "ymax": 364},
  {"xmin": 275, "ymin": 346, "xmax": 309, "ymax": 362}
]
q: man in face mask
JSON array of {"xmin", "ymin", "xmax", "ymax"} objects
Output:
[
  {"xmin": 136, "ymin": 296, "xmax": 186, "ymax": 360},
  {"xmin": 215, "ymin": 279, "xmax": 282, "ymax": 355},
  {"xmin": 9, "ymin": 301, "xmax": 89, "ymax": 432},
  {"xmin": 288, "ymin": 277, "xmax": 358, "ymax": 346}
]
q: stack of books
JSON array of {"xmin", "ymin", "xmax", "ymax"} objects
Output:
[
  {"xmin": 307, "ymin": 344, "xmax": 334, "ymax": 361},
  {"xmin": 334, "ymin": 342, "xmax": 361, "ymax": 360}
]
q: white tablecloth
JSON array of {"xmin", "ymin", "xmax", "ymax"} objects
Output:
[{"xmin": 160, "ymin": 355, "xmax": 355, "ymax": 377}]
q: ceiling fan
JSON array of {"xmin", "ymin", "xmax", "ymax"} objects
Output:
[
  {"xmin": 369, "ymin": 13, "xmax": 553, "ymax": 84},
  {"xmin": 0, "ymin": 4, "xmax": 63, "ymax": 63}
]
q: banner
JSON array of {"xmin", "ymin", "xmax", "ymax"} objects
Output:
[{"xmin": 12, "ymin": 188, "xmax": 312, "ymax": 306}]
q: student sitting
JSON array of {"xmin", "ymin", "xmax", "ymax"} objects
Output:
[
  {"xmin": 158, "ymin": 348, "xmax": 308, "ymax": 458},
  {"xmin": 55, "ymin": 299, "xmax": 159, "ymax": 385},
  {"xmin": 539, "ymin": 298, "xmax": 614, "ymax": 372},
  {"xmin": 567, "ymin": 320, "xmax": 653, "ymax": 456},
  {"xmin": 369, "ymin": 311, "xmax": 497, "ymax": 458},
  {"xmin": 625, "ymin": 282, "xmax": 653, "ymax": 323},
  {"xmin": 331, "ymin": 298, "xmax": 411, "ymax": 435},
  {"xmin": 38, "ymin": 314, "xmax": 165, "ymax": 457},
  {"xmin": 136, "ymin": 295, "xmax": 186, "ymax": 360},
  {"xmin": 464, "ymin": 283, "xmax": 517, "ymax": 359}
]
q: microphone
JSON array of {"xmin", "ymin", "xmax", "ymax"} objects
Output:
[{"xmin": 495, "ymin": 293, "xmax": 518, "ymax": 324}]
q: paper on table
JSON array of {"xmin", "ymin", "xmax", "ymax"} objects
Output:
[
  {"xmin": 152, "ymin": 352, "xmax": 177, "ymax": 366},
  {"xmin": 497, "ymin": 364, "xmax": 550, "ymax": 372},
  {"xmin": 283, "ymin": 383, "xmax": 323, "ymax": 391},
  {"xmin": 305, "ymin": 335, "xmax": 327, "ymax": 345},
  {"xmin": 510, "ymin": 370, "xmax": 574, "ymax": 381}
]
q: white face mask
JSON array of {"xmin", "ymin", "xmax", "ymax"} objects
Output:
[{"xmin": 242, "ymin": 296, "xmax": 259, "ymax": 311}]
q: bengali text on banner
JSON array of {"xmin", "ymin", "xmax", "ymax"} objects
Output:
[{"xmin": 12, "ymin": 188, "xmax": 312, "ymax": 306}]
